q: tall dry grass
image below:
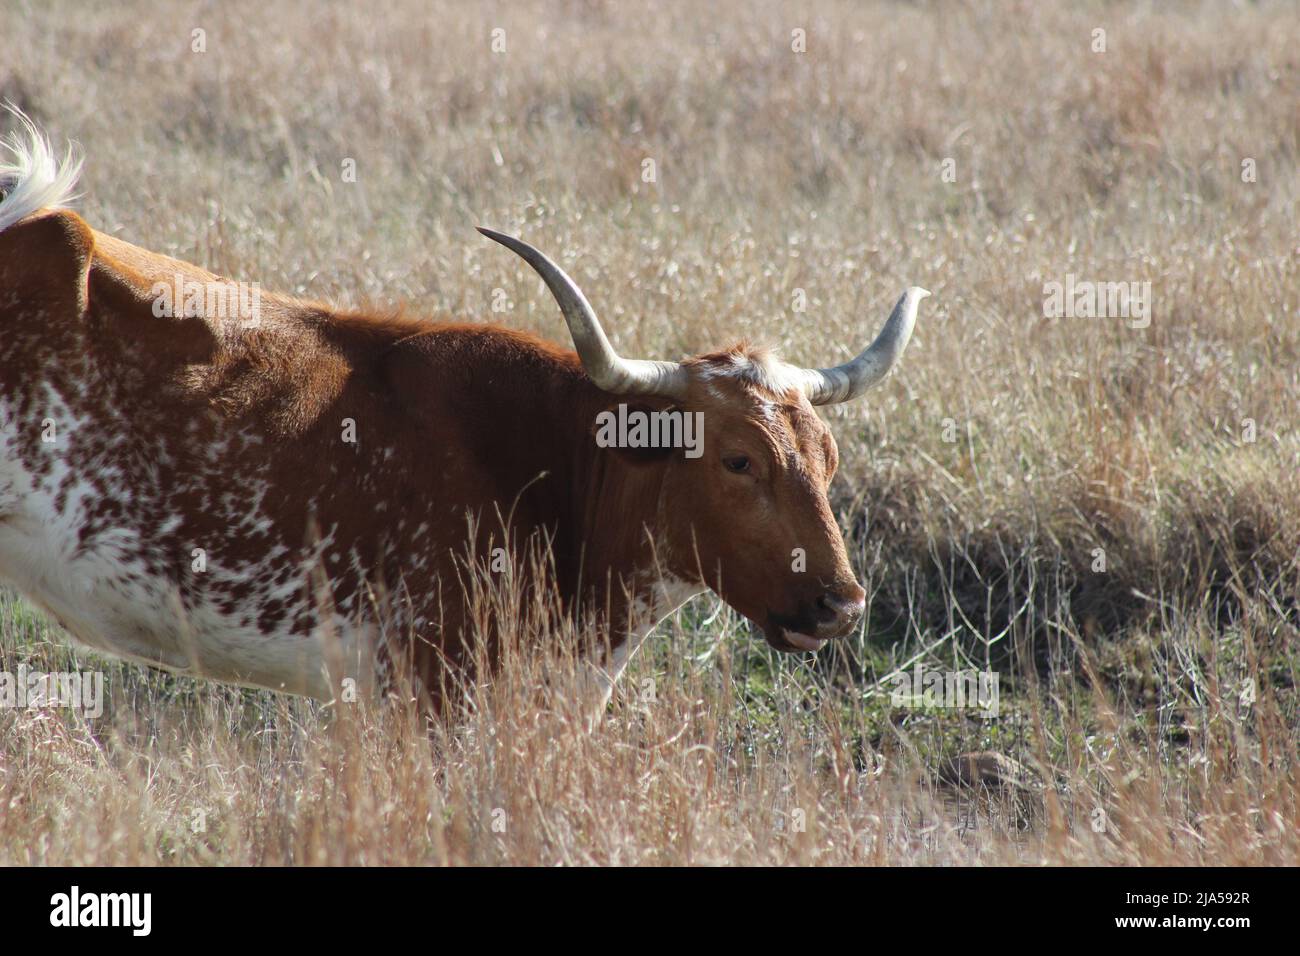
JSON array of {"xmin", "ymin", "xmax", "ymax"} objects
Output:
[{"xmin": 1, "ymin": 0, "xmax": 1297, "ymax": 864}]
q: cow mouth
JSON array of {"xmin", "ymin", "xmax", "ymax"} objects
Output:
[{"xmin": 762, "ymin": 615, "xmax": 830, "ymax": 653}]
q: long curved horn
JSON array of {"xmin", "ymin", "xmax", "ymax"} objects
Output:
[
  {"xmin": 478, "ymin": 227, "xmax": 689, "ymax": 399},
  {"xmin": 798, "ymin": 287, "xmax": 929, "ymax": 405}
]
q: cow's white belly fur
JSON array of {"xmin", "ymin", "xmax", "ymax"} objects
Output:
[{"xmin": 0, "ymin": 398, "xmax": 373, "ymax": 699}]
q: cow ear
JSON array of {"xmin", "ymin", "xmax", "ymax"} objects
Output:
[{"xmin": 590, "ymin": 400, "xmax": 678, "ymax": 465}]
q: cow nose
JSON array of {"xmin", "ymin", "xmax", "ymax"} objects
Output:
[{"xmin": 813, "ymin": 588, "xmax": 866, "ymax": 636}]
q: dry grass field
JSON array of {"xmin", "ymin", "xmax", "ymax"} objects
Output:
[{"xmin": 1, "ymin": 0, "xmax": 1297, "ymax": 865}]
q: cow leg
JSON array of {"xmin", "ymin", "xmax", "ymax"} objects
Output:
[{"xmin": 583, "ymin": 575, "xmax": 702, "ymax": 732}]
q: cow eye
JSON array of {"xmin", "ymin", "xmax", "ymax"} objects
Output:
[{"xmin": 723, "ymin": 455, "xmax": 751, "ymax": 474}]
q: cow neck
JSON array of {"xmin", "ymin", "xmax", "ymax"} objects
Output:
[{"xmin": 564, "ymin": 386, "xmax": 687, "ymax": 637}]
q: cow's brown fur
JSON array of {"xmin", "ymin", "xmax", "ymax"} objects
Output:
[{"xmin": 0, "ymin": 209, "xmax": 866, "ymax": 710}]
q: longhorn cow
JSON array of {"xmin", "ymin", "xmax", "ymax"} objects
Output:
[{"xmin": 0, "ymin": 114, "xmax": 927, "ymax": 713}]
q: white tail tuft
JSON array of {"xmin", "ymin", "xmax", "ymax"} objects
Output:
[{"xmin": 0, "ymin": 105, "xmax": 83, "ymax": 233}]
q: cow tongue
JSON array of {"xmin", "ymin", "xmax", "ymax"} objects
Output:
[{"xmin": 782, "ymin": 630, "xmax": 828, "ymax": 651}]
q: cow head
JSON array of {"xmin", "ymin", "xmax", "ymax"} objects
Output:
[{"xmin": 480, "ymin": 228, "xmax": 928, "ymax": 653}]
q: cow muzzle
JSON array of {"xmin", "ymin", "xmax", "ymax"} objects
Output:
[{"xmin": 762, "ymin": 589, "xmax": 866, "ymax": 653}]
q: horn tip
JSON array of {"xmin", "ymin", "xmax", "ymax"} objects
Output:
[{"xmin": 477, "ymin": 226, "xmax": 529, "ymax": 256}]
